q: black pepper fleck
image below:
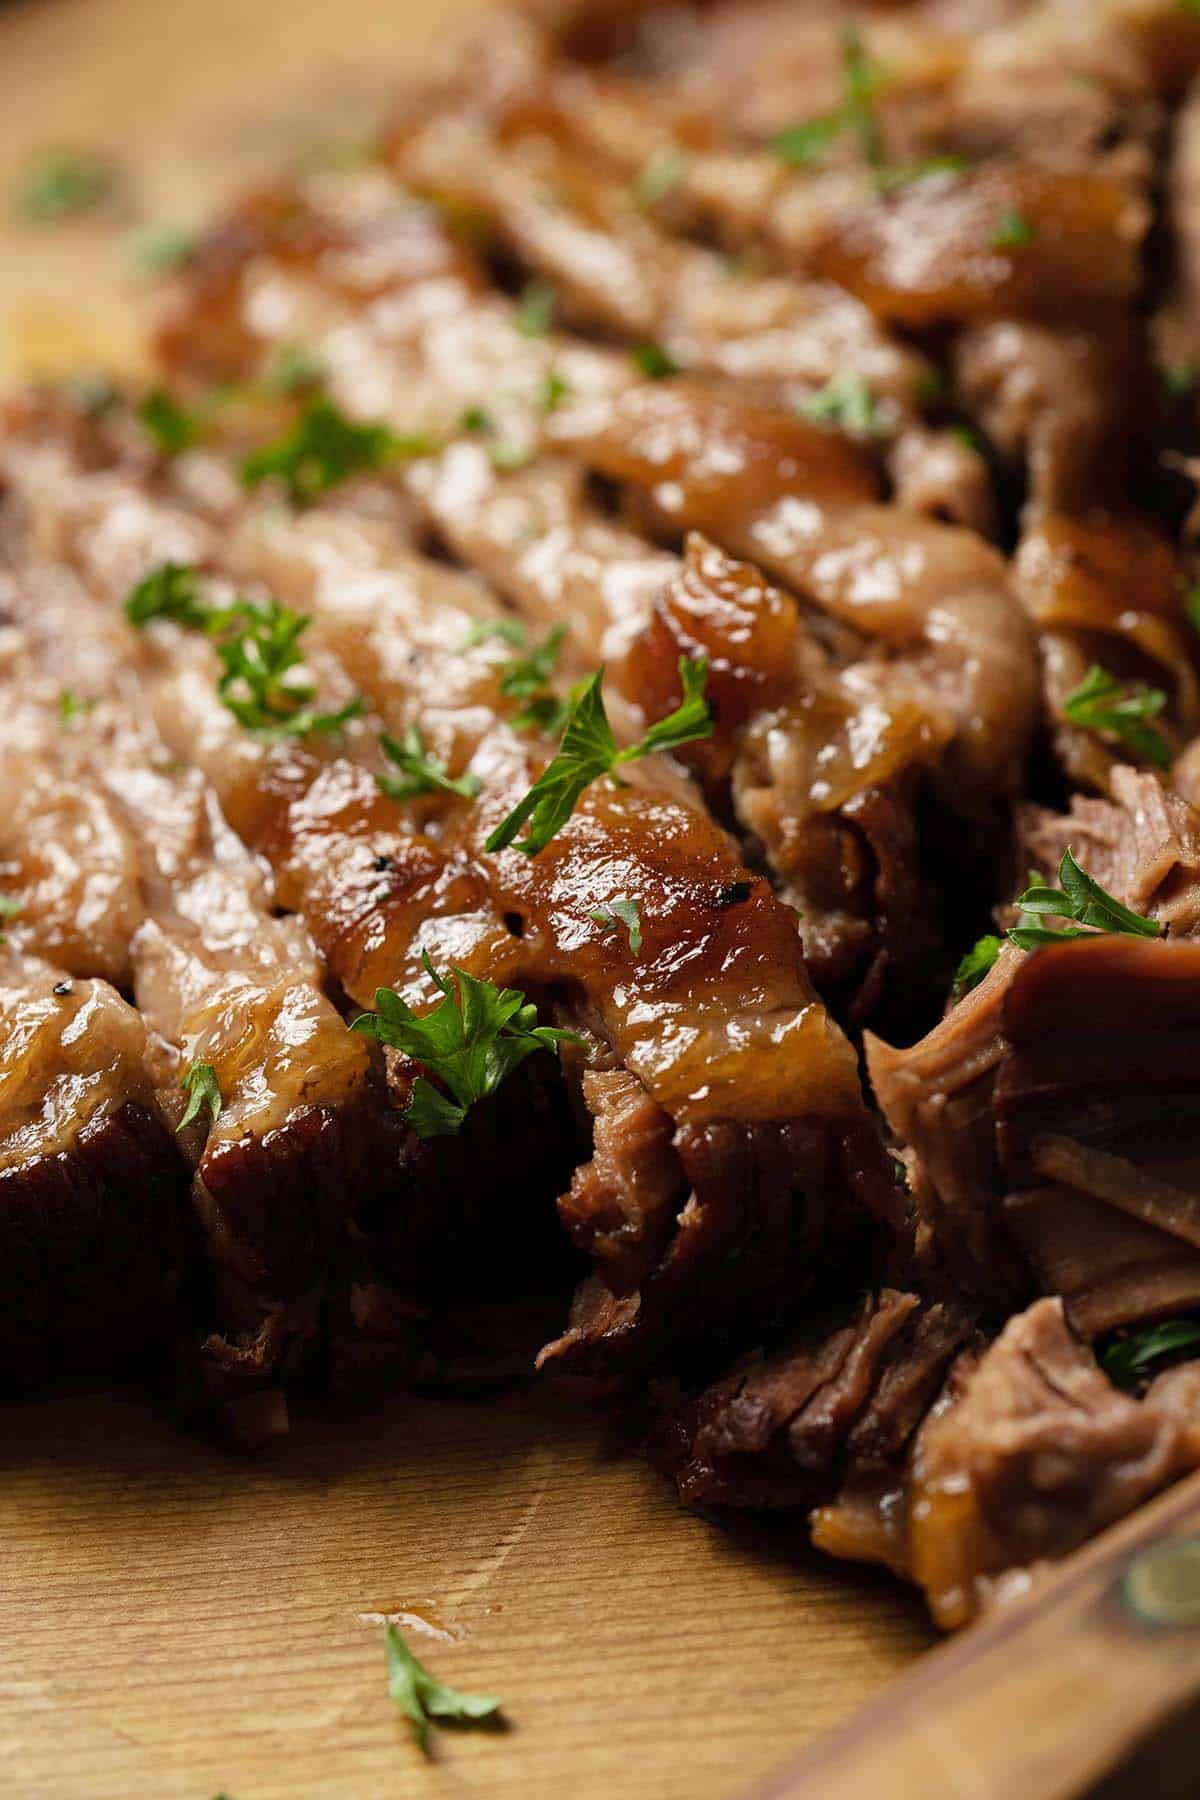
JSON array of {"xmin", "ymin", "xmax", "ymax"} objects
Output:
[{"xmin": 714, "ymin": 881, "xmax": 751, "ymax": 910}]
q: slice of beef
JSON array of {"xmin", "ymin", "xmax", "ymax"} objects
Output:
[
  {"xmin": 903, "ymin": 1298, "xmax": 1200, "ymax": 1629},
  {"xmin": 0, "ymin": 950, "xmax": 195, "ymax": 1364},
  {"xmin": 867, "ymin": 774, "xmax": 1200, "ymax": 1331}
]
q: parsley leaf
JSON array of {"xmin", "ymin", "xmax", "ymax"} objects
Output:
[
  {"xmin": 377, "ymin": 724, "xmax": 482, "ymax": 803},
  {"xmin": 15, "ymin": 148, "xmax": 116, "ymax": 221},
  {"xmin": 771, "ymin": 114, "xmax": 846, "ymax": 168},
  {"xmin": 1101, "ymin": 1317, "xmax": 1200, "ymax": 1389},
  {"xmin": 950, "ymin": 933, "xmax": 1002, "ymax": 1001},
  {"xmin": 125, "ymin": 563, "xmax": 361, "ymax": 740},
  {"xmin": 800, "ymin": 371, "xmax": 882, "ymax": 435},
  {"xmin": 514, "ymin": 279, "xmax": 556, "ymax": 338},
  {"xmin": 1008, "ymin": 848, "xmax": 1162, "ymax": 951},
  {"xmin": 459, "ymin": 404, "xmax": 494, "ymax": 435},
  {"xmin": 384, "ymin": 1625, "xmax": 501, "ymax": 1754},
  {"xmin": 240, "ymin": 397, "xmax": 428, "ymax": 503},
  {"xmin": 538, "ymin": 368, "xmax": 571, "ymax": 413},
  {"xmin": 459, "ymin": 618, "xmax": 529, "ymax": 652},
  {"xmin": 57, "ymin": 689, "xmax": 95, "ymax": 726},
  {"xmin": 178, "ymin": 1060, "xmax": 222, "ymax": 1132},
  {"xmin": 0, "ymin": 895, "xmax": 21, "ymax": 944},
  {"xmin": 992, "ymin": 207, "xmax": 1036, "ymax": 249},
  {"xmin": 140, "ymin": 388, "xmax": 202, "ymax": 455},
  {"xmin": 631, "ymin": 342, "xmax": 681, "ymax": 379},
  {"xmin": 350, "ymin": 953, "xmax": 581, "ymax": 1138},
  {"xmin": 1062, "ymin": 663, "xmax": 1171, "ymax": 770},
  {"xmin": 128, "ymin": 222, "xmax": 196, "ymax": 276},
  {"xmin": 485, "ymin": 657, "xmax": 712, "ymax": 856},
  {"xmin": 264, "ymin": 342, "xmax": 327, "ymax": 395},
  {"xmin": 589, "ymin": 896, "xmax": 643, "ymax": 955},
  {"xmin": 631, "ymin": 147, "xmax": 690, "ymax": 209},
  {"xmin": 841, "ymin": 23, "xmax": 885, "ymax": 167},
  {"xmin": 459, "ymin": 621, "xmax": 569, "ymax": 734},
  {"xmin": 499, "ymin": 625, "xmax": 567, "ymax": 715}
]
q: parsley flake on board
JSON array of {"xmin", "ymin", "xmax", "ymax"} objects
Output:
[
  {"xmin": 376, "ymin": 724, "xmax": 483, "ymax": 803},
  {"xmin": 1008, "ymin": 848, "xmax": 1162, "ymax": 950},
  {"xmin": 178, "ymin": 1060, "xmax": 222, "ymax": 1132},
  {"xmin": 124, "ymin": 563, "xmax": 362, "ymax": 741},
  {"xmin": 240, "ymin": 397, "xmax": 430, "ymax": 503},
  {"xmin": 800, "ymin": 370, "xmax": 882, "ymax": 435},
  {"xmin": 1101, "ymin": 1318, "xmax": 1200, "ymax": 1389},
  {"xmin": 15, "ymin": 148, "xmax": 116, "ymax": 221},
  {"xmin": 485, "ymin": 657, "xmax": 712, "ymax": 857},
  {"xmin": 350, "ymin": 953, "xmax": 581, "ymax": 1138},
  {"xmin": 1062, "ymin": 664, "xmax": 1172, "ymax": 770},
  {"xmin": 384, "ymin": 1626, "xmax": 501, "ymax": 1754},
  {"xmin": 589, "ymin": 896, "xmax": 643, "ymax": 955}
]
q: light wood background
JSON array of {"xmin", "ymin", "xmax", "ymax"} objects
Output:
[{"xmin": 0, "ymin": 3, "xmax": 932, "ymax": 1795}]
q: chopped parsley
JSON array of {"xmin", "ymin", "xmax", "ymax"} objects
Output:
[
  {"xmin": 498, "ymin": 624, "xmax": 568, "ymax": 732},
  {"xmin": 1162, "ymin": 360, "xmax": 1199, "ymax": 398},
  {"xmin": 873, "ymin": 154, "xmax": 969, "ymax": 192},
  {"xmin": 631, "ymin": 147, "xmax": 690, "ymax": 209},
  {"xmin": 1101, "ymin": 1317, "xmax": 1200, "ymax": 1389},
  {"xmin": 799, "ymin": 370, "xmax": 882, "ymax": 435},
  {"xmin": 139, "ymin": 388, "xmax": 202, "ymax": 455},
  {"xmin": 459, "ymin": 404, "xmax": 494, "ymax": 435},
  {"xmin": 127, "ymin": 222, "xmax": 197, "ymax": 275},
  {"xmin": 1062, "ymin": 664, "xmax": 1171, "ymax": 770},
  {"xmin": 485, "ymin": 657, "xmax": 712, "ymax": 857},
  {"xmin": 630, "ymin": 342, "xmax": 681, "ymax": 380},
  {"xmin": 15, "ymin": 148, "xmax": 116, "ymax": 221},
  {"xmin": 459, "ymin": 618, "xmax": 529, "ymax": 652},
  {"xmin": 772, "ymin": 114, "xmax": 846, "ymax": 168},
  {"xmin": 589, "ymin": 896, "xmax": 643, "ymax": 955},
  {"xmin": 350, "ymin": 952, "xmax": 581, "ymax": 1138},
  {"xmin": 1186, "ymin": 587, "xmax": 1200, "ymax": 635},
  {"xmin": 124, "ymin": 562, "xmax": 362, "ymax": 740},
  {"xmin": 376, "ymin": 724, "xmax": 482, "ymax": 803},
  {"xmin": 992, "ymin": 207, "xmax": 1036, "ymax": 249},
  {"xmin": 514, "ymin": 278, "xmax": 556, "ymax": 338},
  {"xmin": 538, "ymin": 368, "xmax": 571, "ymax": 413},
  {"xmin": 950, "ymin": 932, "xmax": 1003, "ymax": 1001},
  {"xmin": 178, "ymin": 1060, "xmax": 222, "ymax": 1132},
  {"xmin": 240, "ymin": 397, "xmax": 431, "ymax": 503},
  {"xmin": 384, "ymin": 1625, "xmax": 501, "ymax": 1753},
  {"xmin": 1008, "ymin": 848, "xmax": 1162, "ymax": 950},
  {"xmin": 57, "ymin": 689, "xmax": 95, "ymax": 726},
  {"xmin": 0, "ymin": 896, "xmax": 22, "ymax": 944},
  {"xmin": 264, "ymin": 342, "xmax": 327, "ymax": 395}
]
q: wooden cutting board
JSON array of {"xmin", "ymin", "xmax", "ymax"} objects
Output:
[{"xmin": 0, "ymin": 3, "xmax": 932, "ymax": 1794}]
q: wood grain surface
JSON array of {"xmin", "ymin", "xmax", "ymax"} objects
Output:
[{"xmin": 0, "ymin": 2, "xmax": 932, "ymax": 1795}]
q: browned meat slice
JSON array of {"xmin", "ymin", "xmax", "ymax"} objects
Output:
[
  {"xmin": 0, "ymin": 949, "xmax": 195, "ymax": 1363},
  {"xmin": 1012, "ymin": 512, "xmax": 1199, "ymax": 792},
  {"xmin": 901, "ymin": 1298, "xmax": 1200, "ymax": 1628},
  {"xmin": 5, "ymin": 400, "xmax": 897, "ymax": 1385},
  {"xmin": 867, "ymin": 778, "xmax": 1200, "ymax": 1330},
  {"xmin": 551, "ymin": 379, "xmax": 1037, "ymax": 811},
  {"xmin": 659, "ymin": 1289, "xmax": 975, "ymax": 1510}
]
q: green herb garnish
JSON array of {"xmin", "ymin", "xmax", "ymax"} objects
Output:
[
  {"xmin": 873, "ymin": 155, "xmax": 969, "ymax": 192},
  {"xmin": 264, "ymin": 342, "xmax": 326, "ymax": 395},
  {"xmin": 127, "ymin": 222, "xmax": 196, "ymax": 275},
  {"xmin": 124, "ymin": 562, "xmax": 362, "ymax": 740},
  {"xmin": 630, "ymin": 342, "xmax": 681, "ymax": 380},
  {"xmin": 1163, "ymin": 361, "xmax": 1200, "ymax": 399},
  {"xmin": 459, "ymin": 404, "xmax": 494, "ymax": 435},
  {"xmin": 631, "ymin": 147, "xmax": 690, "ymax": 209},
  {"xmin": 139, "ymin": 388, "xmax": 202, "ymax": 455},
  {"xmin": 0, "ymin": 895, "xmax": 22, "ymax": 944},
  {"xmin": 1008, "ymin": 848, "xmax": 1162, "ymax": 951},
  {"xmin": 800, "ymin": 370, "xmax": 882, "ymax": 435},
  {"xmin": 459, "ymin": 618, "xmax": 529, "ymax": 652},
  {"xmin": 178, "ymin": 1060, "xmax": 222, "ymax": 1132},
  {"xmin": 950, "ymin": 933, "xmax": 1002, "ymax": 1001},
  {"xmin": 589, "ymin": 896, "xmax": 643, "ymax": 955},
  {"xmin": 57, "ymin": 689, "xmax": 95, "ymax": 726},
  {"xmin": 384, "ymin": 1625, "xmax": 502, "ymax": 1753},
  {"xmin": 771, "ymin": 25, "xmax": 882, "ymax": 170},
  {"xmin": 771, "ymin": 115, "xmax": 846, "ymax": 168},
  {"xmin": 514, "ymin": 278, "xmax": 556, "ymax": 338},
  {"xmin": 1062, "ymin": 664, "xmax": 1171, "ymax": 770},
  {"xmin": 1185, "ymin": 587, "xmax": 1200, "ymax": 635},
  {"xmin": 376, "ymin": 724, "xmax": 482, "ymax": 803},
  {"xmin": 992, "ymin": 207, "xmax": 1036, "ymax": 249},
  {"xmin": 240, "ymin": 397, "xmax": 429, "ymax": 503},
  {"xmin": 1101, "ymin": 1317, "xmax": 1200, "ymax": 1389},
  {"xmin": 538, "ymin": 368, "xmax": 571, "ymax": 413},
  {"xmin": 15, "ymin": 148, "xmax": 116, "ymax": 221},
  {"xmin": 485, "ymin": 657, "xmax": 712, "ymax": 857},
  {"xmin": 351, "ymin": 953, "xmax": 581, "ymax": 1138}
]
